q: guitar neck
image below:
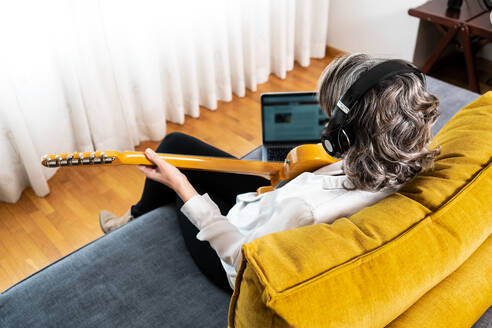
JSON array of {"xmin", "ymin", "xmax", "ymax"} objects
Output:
[
  {"xmin": 121, "ymin": 151, "xmax": 283, "ymax": 179},
  {"xmin": 41, "ymin": 150, "xmax": 284, "ymax": 181},
  {"xmin": 41, "ymin": 144, "xmax": 339, "ymax": 188}
]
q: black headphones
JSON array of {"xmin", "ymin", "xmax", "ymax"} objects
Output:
[{"xmin": 320, "ymin": 60, "xmax": 425, "ymax": 158}]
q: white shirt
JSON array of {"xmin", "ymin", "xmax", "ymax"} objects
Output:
[{"xmin": 180, "ymin": 161, "xmax": 394, "ymax": 289}]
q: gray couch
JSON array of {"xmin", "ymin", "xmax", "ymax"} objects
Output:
[{"xmin": 0, "ymin": 76, "xmax": 490, "ymax": 327}]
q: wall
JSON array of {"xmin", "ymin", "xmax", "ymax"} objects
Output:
[{"xmin": 326, "ymin": 0, "xmax": 428, "ymax": 62}]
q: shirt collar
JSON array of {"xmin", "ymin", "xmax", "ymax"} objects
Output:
[
  {"xmin": 313, "ymin": 160, "xmax": 344, "ymax": 176},
  {"xmin": 313, "ymin": 160, "xmax": 355, "ymax": 190}
]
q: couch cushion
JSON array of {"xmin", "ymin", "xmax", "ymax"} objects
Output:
[
  {"xmin": 0, "ymin": 205, "xmax": 230, "ymax": 328},
  {"xmin": 386, "ymin": 235, "xmax": 492, "ymax": 328},
  {"xmin": 229, "ymin": 92, "xmax": 492, "ymax": 327}
]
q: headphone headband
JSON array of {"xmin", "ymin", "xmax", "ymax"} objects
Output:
[
  {"xmin": 321, "ymin": 59, "xmax": 424, "ymax": 158},
  {"xmin": 339, "ymin": 60, "xmax": 425, "ymax": 113}
]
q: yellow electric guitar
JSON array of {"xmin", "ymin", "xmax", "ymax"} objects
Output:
[{"xmin": 41, "ymin": 144, "xmax": 339, "ymax": 194}]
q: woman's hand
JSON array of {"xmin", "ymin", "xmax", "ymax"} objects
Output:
[{"xmin": 137, "ymin": 148, "xmax": 198, "ymax": 202}]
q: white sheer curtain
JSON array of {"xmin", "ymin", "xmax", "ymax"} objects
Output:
[{"xmin": 0, "ymin": 0, "xmax": 330, "ymax": 203}]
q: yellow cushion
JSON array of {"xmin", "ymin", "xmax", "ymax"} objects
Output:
[
  {"xmin": 387, "ymin": 235, "xmax": 492, "ymax": 328},
  {"xmin": 228, "ymin": 92, "xmax": 492, "ymax": 327}
]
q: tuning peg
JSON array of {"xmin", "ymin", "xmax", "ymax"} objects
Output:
[
  {"xmin": 45, "ymin": 156, "xmax": 59, "ymax": 167},
  {"xmin": 67, "ymin": 154, "xmax": 79, "ymax": 166},
  {"xmin": 93, "ymin": 152, "xmax": 102, "ymax": 164},
  {"xmin": 57, "ymin": 155, "xmax": 68, "ymax": 167},
  {"xmin": 81, "ymin": 153, "xmax": 91, "ymax": 165},
  {"xmin": 71, "ymin": 154, "xmax": 80, "ymax": 165},
  {"xmin": 41, "ymin": 155, "xmax": 56, "ymax": 167},
  {"xmin": 101, "ymin": 152, "xmax": 115, "ymax": 164}
]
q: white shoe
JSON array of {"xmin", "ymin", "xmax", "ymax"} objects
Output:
[{"xmin": 99, "ymin": 209, "xmax": 134, "ymax": 234}]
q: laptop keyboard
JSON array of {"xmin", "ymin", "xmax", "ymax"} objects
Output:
[{"xmin": 267, "ymin": 147, "xmax": 293, "ymax": 161}]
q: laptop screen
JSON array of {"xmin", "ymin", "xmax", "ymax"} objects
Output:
[{"xmin": 261, "ymin": 92, "xmax": 329, "ymax": 144}]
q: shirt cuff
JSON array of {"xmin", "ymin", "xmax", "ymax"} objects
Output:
[{"xmin": 180, "ymin": 193, "xmax": 221, "ymax": 229}]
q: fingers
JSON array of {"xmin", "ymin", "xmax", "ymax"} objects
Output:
[
  {"xmin": 143, "ymin": 149, "xmax": 164, "ymax": 173},
  {"xmin": 137, "ymin": 164, "xmax": 158, "ymax": 180},
  {"xmin": 144, "ymin": 148, "xmax": 160, "ymax": 166},
  {"xmin": 137, "ymin": 164, "xmax": 152, "ymax": 173},
  {"xmin": 139, "ymin": 149, "xmax": 172, "ymax": 182},
  {"xmin": 145, "ymin": 148, "xmax": 176, "ymax": 172},
  {"xmin": 137, "ymin": 150, "xmax": 187, "ymax": 190}
]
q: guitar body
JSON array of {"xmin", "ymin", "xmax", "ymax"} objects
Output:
[
  {"xmin": 274, "ymin": 144, "xmax": 340, "ymax": 186},
  {"xmin": 41, "ymin": 144, "xmax": 339, "ymax": 194}
]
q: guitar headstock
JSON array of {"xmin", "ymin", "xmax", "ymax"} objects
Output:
[{"xmin": 41, "ymin": 151, "xmax": 121, "ymax": 167}]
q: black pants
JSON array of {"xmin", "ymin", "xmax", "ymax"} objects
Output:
[{"xmin": 130, "ymin": 132, "xmax": 269, "ymax": 293}]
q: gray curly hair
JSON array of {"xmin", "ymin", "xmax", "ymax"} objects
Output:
[{"xmin": 317, "ymin": 53, "xmax": 440, "ymax": 191}]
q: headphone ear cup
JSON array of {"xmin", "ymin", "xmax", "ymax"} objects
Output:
[
  {"xmin": 321, "ymin": 126, "xmax": 343, "ymax": 158},
  {"xmin": 337, "ymin": 128, "xmax": 351, "ymax": 154},
  {"xmin": 321, "ymin": 128, "xmax": 351, "ymax": 158},
  {"xmin": 321, "ymin": 123, "xmax": 336, "ymax": 156},
  {"xmin": 322, "ymin": 136, "xmax": 334, "ymax": 154}
]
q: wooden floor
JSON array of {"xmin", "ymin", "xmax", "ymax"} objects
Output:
[{"xmin": 0, "ymin": 48, "xmax": 343, "ymax": 292}]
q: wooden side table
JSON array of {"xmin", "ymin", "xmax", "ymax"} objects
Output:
[{"xmin": 409, "ymin": 0, "xmax": 492, "ymax": 93}]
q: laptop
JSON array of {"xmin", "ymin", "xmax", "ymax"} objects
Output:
[{"xmin": 260, "ymin": 91, "xmax": 329, "ymax": 162}]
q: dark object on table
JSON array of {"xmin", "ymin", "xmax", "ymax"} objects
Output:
[
  {"xmin": 484, "ymin": 0, "xmax": 492, "ymax": 9},
  {"xmin": 447, "ymin": 0, "xmax": 463, "ymax": 10}
]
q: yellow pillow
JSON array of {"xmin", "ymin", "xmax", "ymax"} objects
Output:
[
  {"xmin": 387, "ymin": 235, "xmax": 492, "ymax": 328},
  {"xmin": 229, "ymin": 92, "xmax": 492, "ymax": 327}
]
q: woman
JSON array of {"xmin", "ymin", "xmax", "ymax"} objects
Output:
[{"xmin": 99, "ymin": 53, "xmax": 440, "ymax": 293}]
